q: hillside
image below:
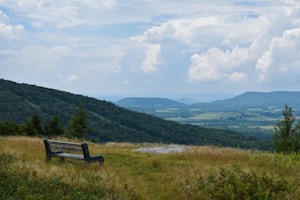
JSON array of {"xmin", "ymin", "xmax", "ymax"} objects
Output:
[
  {"xmin": 227, "ymin": 91, "xmax": 300, "ymax": 106},
  {"xmin": 115, "ymin": 91, "xmax": 300, "ymax": 112},
  {"xmin": 191, "ymin": 91, "xmax": 300, "ymax": 111},
  {"xmin": 115, "ymin": 97, "xmax": 188, "ymax": 115},
  {"xmin": 111, "ymin": 92, "xmax": 300, "ymax": 141},
  {"xmin": 0, "ymin": 79, "xmax": 265, "ymax": 149},
  {"xmin": 115, "ymin": 97, "xmax": 187, "ymax": 112},
  {"xmin": 0, "ymin": 136, "xmax": 299, "ymax": 199}
]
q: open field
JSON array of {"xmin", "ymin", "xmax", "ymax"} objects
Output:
[
  {"xmin": 160, "ymin": 109, "xmax": 283, "ymax": 140},
  {"xmin": 1, "ymin": 136, "xmax": 300, "ymax": 199},
  {"xmin": 119, "ymin": 97, "xmax": 299, "ymax": 140}
]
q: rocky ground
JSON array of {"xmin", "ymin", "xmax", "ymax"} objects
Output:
[{"xmin": 133, "ymin": 145, "xmax": 187, "ymax": 154}]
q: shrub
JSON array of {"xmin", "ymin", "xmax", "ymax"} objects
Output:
[
  {"xmin": 0, "ymin": 121, "xmax": 20, "ymax": 135},
  {"xmin": 192, "ymin": 166, "xmax": 291, "ymax": 200},
  {"xmin": 273, "ymin": 104, "xmax": 300, "ymax": 153}
]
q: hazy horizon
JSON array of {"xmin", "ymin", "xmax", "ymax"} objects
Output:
[{"xmin": 3, "ymin": 78, "xmax": 300, "ymax": 104}]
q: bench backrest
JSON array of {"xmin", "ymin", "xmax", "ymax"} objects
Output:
[
  {"xmin": 48, "ymin": 140, "xmax": 82, "ymax": 152},
  {"xmin": 44, "ymin": 139, "xmax": 90, "ymax": 159}
]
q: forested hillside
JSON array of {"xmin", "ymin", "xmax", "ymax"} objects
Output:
[
  {"xmin": 116, "ymin": 97, "xmax": 187, "ymax": 109},
  {"xmin": 0, "ymin": 79, "xmax": 269, "ymax": 149}
]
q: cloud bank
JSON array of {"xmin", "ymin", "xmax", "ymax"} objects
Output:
[{"xmin": 0, "ymin": 0, "xmax": 300, "ymax": 99}]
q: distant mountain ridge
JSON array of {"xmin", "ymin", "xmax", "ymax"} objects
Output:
[
  {"xmin": 0, "ymin": 79, "xmax": 265, "ymax": 149},
  {"xmin": 116, "ymin": 97, "xmax": 187, "ymax": 109},
  {"xmin": 116, "ymin": 91, "xmax": 300, "ymax": 111},
  {"xmin": 215, "ymin": 91, "xmax": 300, "ymax": 105},
  {"xmin": 191, "ymin": 91, "xmax": 300, "ymax": 111}
]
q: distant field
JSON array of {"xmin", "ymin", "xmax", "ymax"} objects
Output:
[
  {"xmin": 247, "ymin": 125, "xmax": 275, "ymax": 130},
  {"xmin": 116, "ymin": 92, "xmax": 300, "ymax": 144},
  {"xmin": 159, "ymin": 108, "xmax": 283, "ymax": 138},
  {"xmin": 1, "ymin": 136, "xmax": 300, "ymax": 199}
]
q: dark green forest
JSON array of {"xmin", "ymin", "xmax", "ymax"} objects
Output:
[{"xmin": 0, "ymin": 79, "xmax": 271, "ymax": 149}]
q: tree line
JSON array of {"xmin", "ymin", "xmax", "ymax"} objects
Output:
[
  {"xmin": 0, "ymin": 106, "xmax": 89, "ymax": 139},
  {"xmin": 3, "ymin": 103, "xmax": 298, "ymax": 153}
]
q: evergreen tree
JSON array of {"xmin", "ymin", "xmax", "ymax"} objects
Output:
[
  {"xmin": 45, "ymin": 116, "xmax": 64, "ymax": 137},
  {"xmin": 68, "ymin": 105, "xmax": 89, "ymax": 138},
  {"xmin": 30, "ymin": 113, "xmax": 44, "ymax": 135},
  {"xmin": 293, "ymin": 122, "xmax": 300, "ymax": 153},
  {"xmin": 0, "ymin": 121, "xmax": 20, "ymax": 135},
  {"xmin": 21, "ymin": 119, "xmax": 38, "ymax": 136},
  {"xmin": 19, "ymin": 113, "xmax": 44, "ymax": 136},
  {"xmin": 273, "ymin": 105, "xmax": 300, "ymax": 153}
]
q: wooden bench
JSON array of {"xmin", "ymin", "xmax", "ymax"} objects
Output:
[{"xmin": 43, "ymin": 139, "xmax": 104, "ymax": 164}]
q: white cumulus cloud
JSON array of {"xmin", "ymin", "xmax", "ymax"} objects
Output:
[
  {"xmin": 0, "ymin": 11, "xmax": 24, "ymax": 40},
  {"xmin": 256, "ymin": 27, "xmax": 300, "ymax": 82},
  {"xmin": 189, "ymin": 46, "xmax": 251, "ymax": 83},
  {"xmin": 135, "ymin": 17, "xmax": 220, "ymax": 46},
  {"xmin": 141, "ymin": 43, "xmax": 161, "ymax": 73},
  {"xmin": 229, "ymin": 72, "xmax": 248, "ymax": 82}
]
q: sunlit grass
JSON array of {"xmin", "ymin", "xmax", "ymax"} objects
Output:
[
  {"xmin": 247, "ymin": 125, "xmax": 275, "ymax": 130},
  {"xmin": 1, "ymin": 136, "xmax": 300, "ymax": 199},
  {"xmin": 191, "ymin": 112, "xmax": 239, "ymax": 120}
]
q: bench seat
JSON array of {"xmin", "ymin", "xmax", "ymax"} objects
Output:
[{"xmin": 56, "ymin": 153, "xmax": 84, "ymax": 160}]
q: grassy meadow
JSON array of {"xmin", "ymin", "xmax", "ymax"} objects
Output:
[{"xmin": 1, "ymin": 136, "xmax": 300, "ymax": 199}]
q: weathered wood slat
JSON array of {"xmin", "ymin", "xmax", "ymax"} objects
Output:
[
  {"xmin": 48, "ymin": 140, "xmax": 82, "ymax": 147},
  {"xmin": 50, "ymin": 146, "xmax": 82, "ymax": 153},
  {"xmin": 56, "ymin": 153, "xmax": 84, "ymax": 160}
]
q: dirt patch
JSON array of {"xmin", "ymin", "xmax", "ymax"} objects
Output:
[{"xmin": 133, "ymin": 145, "xmax": 187, "ymax": 154}]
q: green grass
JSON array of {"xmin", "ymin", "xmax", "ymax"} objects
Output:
[
  {"xmin": 1, "ymin": 136, "xmax": 300, "ymax": 199},
  {"xmin": 191, "ymin": 112, "xmax": 239, "ymax": 120}
]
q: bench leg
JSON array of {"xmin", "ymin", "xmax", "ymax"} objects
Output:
[
  {"xmin": 46, "ymin": 153, "xmax": 51, "ymax": 162},
  {"xmin": 98, "ymin": 157, "xmax": 104, "ymax": 165}
]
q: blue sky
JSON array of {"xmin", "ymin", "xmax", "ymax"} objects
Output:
[{"xmin": 1, "ymin": 0, "xmax": 300, "ymax": 102}]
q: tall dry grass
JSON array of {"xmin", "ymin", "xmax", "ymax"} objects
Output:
[{"xmin": 1, "ymin": 136, "xmax": 300, "ymax": 199}]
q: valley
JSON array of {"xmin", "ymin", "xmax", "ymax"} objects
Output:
[
  {"xmin": 116, "ymin": 92, "xmax": 300, "ymax": 141},
  {"xmin": 0, "ymin": 79, "xmax": 267, "ymax": 149},
  {"xmin": 2, "ymin": 79, "xmax": 299, "ymax": 150},
  {"xmin": 154, "ymin": 107, "xmax": 279, "ymax": 135}
]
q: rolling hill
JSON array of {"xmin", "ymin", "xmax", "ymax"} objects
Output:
[
  {"xmin": 115, "ymin": 97, "xmax": 187, "ymax": 113},
  {"xmin": 116, "ymin": 91, "xmax": 300, "ymax": 112},
  {"xmin": 0, "ymin": 79, "xmax": 267, "ymax": 149},
  {"xmin": 191, "ymin": 91, "xmax": 300, "ymax": 111},
  {"xmin": 114, "ymin": 91, "xmax": 300, "ymax": 143}
]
